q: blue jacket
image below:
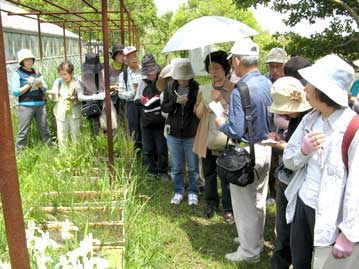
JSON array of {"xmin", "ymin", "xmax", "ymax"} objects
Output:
[{"xmin": 220, "ymin": 70, "xmax": 272, "ymax": 143}]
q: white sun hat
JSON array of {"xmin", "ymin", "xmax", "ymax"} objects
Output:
[
  {"xmin": 298, "ymin": 54, "xmax": 354, "ymax": 107},
  {"xmin": 353, "ymin": 59, "xmax": 359, "ymax": 67},
  {"xmin": 17, "ymin": 49, "xmax": 36, "ymax": 65},
  {"xmin": 227, "ymin": 38, "xmax": 259, "ymax": 59}
]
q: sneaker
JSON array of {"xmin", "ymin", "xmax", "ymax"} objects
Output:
[
  {"xmin": 170, "ymin": 193, "xmax": 184, "ymax": 205},
  {"xmin": 225, "ymin": 251, "xmax": 260, "ymax": 263},
  {"xmin": 188, "ymin": 193, "xmax": 199, "ymax": 206}
]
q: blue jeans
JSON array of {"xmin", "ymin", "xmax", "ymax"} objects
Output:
[{"xmin": 167, "ymin": 135, "xmax": 199, "ymax": 195}]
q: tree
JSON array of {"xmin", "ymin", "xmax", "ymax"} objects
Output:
[{"xmin": 233, "ymin": 0, "xmax": 359, "ymax": 61}]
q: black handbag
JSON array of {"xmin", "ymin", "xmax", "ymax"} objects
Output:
[
  {"xmin": 81, "ymin": 101, "xmax": 102, "ymax": 117},
  {"xmin": 216, "ymin": 82, "xmax": 257, "ymax": 187},
  {"xmin": 81, "ymin": 73, "xmax": 103, "ymax": 118}
]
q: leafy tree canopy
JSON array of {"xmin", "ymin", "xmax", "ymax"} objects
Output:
[{"xmin": 233, "ymin": 0, "xmax": 359, "ymax": 62}]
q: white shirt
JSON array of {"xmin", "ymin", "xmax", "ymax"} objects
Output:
[
  {"xmin": 283, "ymin": 108, "xmax": 359, "ymax": 246},
  {"xmin": 299, "ymin": 116, "xmax": 324, "ymax": 209}
]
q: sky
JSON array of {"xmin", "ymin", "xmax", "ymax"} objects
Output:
[{"xmin": 154, "ymin": 0, "xmax": 330, "ymax": 37}]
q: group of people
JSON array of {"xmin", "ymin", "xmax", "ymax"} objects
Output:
[{"xmin": 11, "ymin": 38, "xmax": 359, "ymax": 268}]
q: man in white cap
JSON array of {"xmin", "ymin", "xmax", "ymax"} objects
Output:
[
  {"xmin": 215, "ymin": 38, "xmax": 272, "ymax": 263},
  {"xmin": 11, "ymin": 49, "xmax": 51, "ymax": 149},
  {"xmin": 118, "ymin": 46, "xmax": 143, "ymax": 150}
]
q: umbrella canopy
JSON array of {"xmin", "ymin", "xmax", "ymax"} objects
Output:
[{"xmin": 163, "ymin": 16, "xmax": 258, "ymax": 53}]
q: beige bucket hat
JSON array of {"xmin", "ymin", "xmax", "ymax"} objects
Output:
[
  {"xmin": 172, "ymin": 58, "xmax": 195, "ymax": 80},
  {"xmin": 268, "ymin": 76, "xmax": 312, "ymax": 114},
  {"xmin": 156, "ymin": 64, "xmax": 174, "ymax": 92}
]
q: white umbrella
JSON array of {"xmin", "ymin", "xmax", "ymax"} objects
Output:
[{"xmin": 162, "ymin": 16, "xmax": 258, "ymax": 53}]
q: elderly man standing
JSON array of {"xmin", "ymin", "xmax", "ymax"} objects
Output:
[
  {"xmin": 215, "ymin": 38, "xmax": 272, "ymax": 263},
  {"xmin": 118, "ymin": 46, "xmax": 143, "ymax": 151}
]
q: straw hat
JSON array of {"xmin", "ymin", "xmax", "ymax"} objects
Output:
[
  {"xmin": 172, "ymin": 58, "xmax": 195, "ymax": 80},
  {"xmin": 266, "ymin": 48, "xmax": 288, "ymax": 64},
  {"xmin": 156, "ymin": 64, "xmax": 174, "ymax": 91},
  {"xmin": 268, "ymin": 76, "xmax": 312, "ymax": 114},
  {"xmin": 299, "ymin": 54, "xmax": 354, "ymax": 107},
  {"xmin": 17, "ymin": 49, "xmax": 36, "ymax": 65}
]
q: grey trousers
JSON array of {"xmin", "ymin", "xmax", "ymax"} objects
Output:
[
  {"xmin": 16, "ymin": 105, "xmax": 51, "ymax": 149},
  {"xmin": 230, "ymin": 144, "xmax": 272, "ymax": 258}
]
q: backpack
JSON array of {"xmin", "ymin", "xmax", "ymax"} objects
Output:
[{"xmin": 342, "ymin": 114, "xmax": 359, "ymax": 170}]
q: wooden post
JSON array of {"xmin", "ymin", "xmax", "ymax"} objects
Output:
[
  {"xmin": 102, "ymin": 0, "xmax": 115, "ymax": 183},
  {"xmin": 0, "ymin": 13, "xmax": 31, "ymax": 269}
]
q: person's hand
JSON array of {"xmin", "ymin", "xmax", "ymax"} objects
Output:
[
  {"xmin": 27, "ymin": 76, "xmax": 35, "ymax": 86},
  {"xmin": 36, "ymin": 81, "xmax": 45, "ymax": 90},
  {"xmin": 176, "ymin": 95, "xmax": 188, "ymax": 105},
  {"xmin": 211, "ymin": 89, "xmax": 223, "ymax": 102},
  {"xmin": 140, "ymin": 96, "xmax": 149, "ymax": 105},
  {"xmin": 215, "ymin": 116, "xmax": 226, "ymax": 128},
  {"xmin": 69, "ymin": 93, "xmax": 78, "ymax": 101},
  {"xmin": 269, "ymin": 132, "xmax": 283, "ymax": 141},
  {"xmin": 349, "ymin": 96, "xmax": 358, "ymax": 106},
  {"xmin": 96, "ymin": 92, "xmax": 105, "ymax": 100},
  {"xmin": 333, "ymin": 232, "xmax": 354, "ymax": 259},
  {"xmin": 301, "ymin": 130, "xmax": 326, "ymax": 155}
]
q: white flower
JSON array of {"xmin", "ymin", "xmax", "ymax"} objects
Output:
[{"xmin": 61, "ymin": 219, "xmax": 79, "ymax": 240}]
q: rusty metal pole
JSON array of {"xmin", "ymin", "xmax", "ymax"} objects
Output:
[
  {"xmin": 78, "ymin": 28, "xmax": 83, "ymax": 64},
  {"xmin": 37, "ymin": 15, "xmax": 43, "ymax": 61},
  {"xmin": 132, "ymin": 25, "xmax": 135, "ymax": 47},
  {"xmin": 102, "ymin": 0, "xmax": 115, "ymax": 183},
  {"xmin": 63, "ymin": 22, "xmax": 67, "ymax": 60},
  {"xmin": 96, "ymin": 31, "xmax": 100, "ymax": 55},
  {"xmin": 120, "ymin": 0, "xmax": 125, "ymax": 45},
  {"xmin": 128, "ymin": 14, "xmax": 131, "ymax": 45},
  {"xmin": 0, "ymin": 14, "xmax": 31, "ymax": 269}
]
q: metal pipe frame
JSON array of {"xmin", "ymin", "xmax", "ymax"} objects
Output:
[
  {"xmin": 0, "ymin": 12, "xmax": 31, "ymax": 269},
  {"xmin": 101, "ymin": 0, "xmax": 115, "ymax": 183}
]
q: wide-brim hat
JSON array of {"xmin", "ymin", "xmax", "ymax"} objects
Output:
[
  {"xmin": 82, "ymin": 53, "xmax": 104, "ymax": 74},
  {"xmin": 172, "ymin": 58, "xmax": 195, "ymax": 80},
  {"xmin": 156, "ymin": 64, "xmax": 174, "ymax": 91},
  {"xmin": 299, "ymin": 54, "xmax": 354, "ymax": 107},
  {"xmin": 141, "ymin": 53, "xmax": 161, "ymax": 75},
  {"xmin": 268, "ymin": 76, "xmax": 312, "ymax": 114},
  {"xmin": 17, "ymin": 49, "xmax": 36, "ymax": 65}
]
